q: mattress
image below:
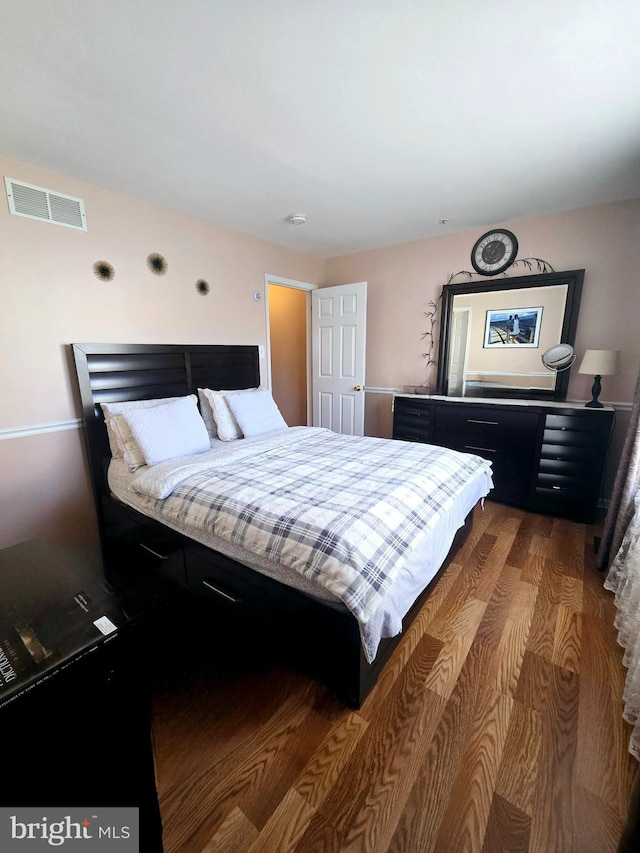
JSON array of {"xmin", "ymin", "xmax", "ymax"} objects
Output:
[{"xmin": 108, "ymin": 427, "xmax": 493, "ymax": 661}]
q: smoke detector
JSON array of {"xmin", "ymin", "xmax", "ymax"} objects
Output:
[{"xmin": 287, "ymin": 213, "xmax": 306, "ymax": 225}]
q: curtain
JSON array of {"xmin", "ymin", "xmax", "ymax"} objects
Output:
[
  {"xmin": 598, "ymin": 366, "xmax": 640, "ymax": 760},
  {"xmin": 604, "ymin": 492, "xmax": 640, "ymax": 759},
  {"xmin": 597, "ymin": 367, "xmax": 640, "ymax": 570}
]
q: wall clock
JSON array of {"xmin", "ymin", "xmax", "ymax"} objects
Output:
[{"xmin": 471, "ymin": 229, "xmax": 518, "ymax": 276}]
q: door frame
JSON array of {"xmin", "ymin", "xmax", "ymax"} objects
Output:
[
  {"xmin": 263, "ymin": 274, "xmax": 317, "ymax": 425},
  {"xmin": 449, "ymin": 306, "xmax": 472, "ymax": 396}
]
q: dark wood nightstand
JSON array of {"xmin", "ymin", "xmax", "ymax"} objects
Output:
[{"xmin": 0, "ymin": 538, "xmax": 168, "ymax": 851}]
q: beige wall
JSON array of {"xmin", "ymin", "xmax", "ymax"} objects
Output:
[
  {"xmin": 325, "ymin": 198, "xmax": 640, "ymax": 493},
  {"xmin": 0, "ymin": 154, "xmax": 323, "ymax": 561}
]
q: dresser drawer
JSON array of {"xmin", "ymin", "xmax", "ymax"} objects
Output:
[
  {"xmin": 539, "ymin": 441, "xmax": 603, "ymax": 464},
  {"xmin": 536, "ymin": 472, "xmax": 583, "ymax": 492},
  {"xmin": 542, "ymin": 428, "xmax": 606, "ymax": 451},
  {"xmin": 433, "ymin": 404, "xmax": 539, "ymax": 447},
  {"xmin": 545, "ymin": 413, "xmax": 613, "ymax": 436},
  {"xmin": 392, "ymin": 398, "xmax": 432, "ymax": 442},
  {"xmin": 532, "ymin": 486, "xmax": 593, "ymax": 523},
  {"xmin": 431, "ymin": 405, "xmax": 539, "ymax": 507},
  {"xmin": 537, "ymin": 457, "xmax": 589, "ymax": 478}
]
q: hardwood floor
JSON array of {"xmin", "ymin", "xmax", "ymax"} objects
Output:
[{"xmin": 150, "ymin": 501, "xmax": 638, "ymax": 852}]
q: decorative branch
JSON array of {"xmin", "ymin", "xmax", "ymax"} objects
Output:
[
  {"xmin": 420, "ymin": 293, "xmax": 442, "ymax": 391},
  {"xmin": 505, "ymin": 257, "xmax": 555, "ymax": 275}
]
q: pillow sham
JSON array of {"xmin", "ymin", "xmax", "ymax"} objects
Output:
[
  {"xmin": 197, "ymin": 388, "xmax": 218, "ymax": 439},
  {"xmin": 101, "ymin": 394, "xmax": 197, "ymax": 469},
  {"xmin": 121, "ymin": 395, "xmax": 210, "ymax": 467},
  {"xmin": 226, "ymin": 388, "xmax": 288, "ymax": 438},
  {"xmin": 203, "ymin": 387, "xmax": 259, "ymax": 441}
]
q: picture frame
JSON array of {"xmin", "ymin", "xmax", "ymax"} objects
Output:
[{"xmin": 483, "ymin": 307, "xmax": 543, "ymax": 348}]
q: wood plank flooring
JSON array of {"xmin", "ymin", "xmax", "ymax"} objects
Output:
[{"xmin": 150, "ymin": 501, "xmax": 638, "ymax": 852}]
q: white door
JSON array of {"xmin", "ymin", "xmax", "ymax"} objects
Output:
[
  {"xmin": 448, "ymin": 308, "xmax": 471, "ymax": 395},
  {"xmin": 312, "ymin": 282, "xmax": 367, "ymax": 435}
]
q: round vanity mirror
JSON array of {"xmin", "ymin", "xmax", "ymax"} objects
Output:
[{"xmin": 541, "ymin": 343, "xmax": 575, "ymax": 372}]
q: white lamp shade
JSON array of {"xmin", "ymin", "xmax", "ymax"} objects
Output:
[{"xmin": 578, "ymin": 349, "xmax": 621, "ymax": 376}]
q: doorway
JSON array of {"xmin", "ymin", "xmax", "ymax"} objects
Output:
[
  {"xmin": 267, "ymin": 281, "xmax": 310, "ymax": 426},
  {"xmin": 265, "ymin": 275, "xmax": 316, "ymax": 426}
]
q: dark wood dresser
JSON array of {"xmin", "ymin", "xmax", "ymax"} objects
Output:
[{"xmin": 392, "ymin": 395, "xmax": 615, "ymax": 523}]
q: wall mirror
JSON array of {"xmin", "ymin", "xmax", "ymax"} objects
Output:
[{"xmin": 436, "ymin": 269, "xmax": 584, "ymax": 401}]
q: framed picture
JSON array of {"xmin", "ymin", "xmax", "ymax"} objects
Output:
[{"xmin": 484, "ymin": 307, "xmax": 543, "ymax": 348}]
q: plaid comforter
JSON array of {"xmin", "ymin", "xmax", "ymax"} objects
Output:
[{"xmin": 131, "ymin": 427, "xmax": 493, "ymax": 629}]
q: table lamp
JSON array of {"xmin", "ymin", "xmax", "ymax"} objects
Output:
[{"xmin": 578, "ymin": 349, "xmax": 620, "ymax": 408}]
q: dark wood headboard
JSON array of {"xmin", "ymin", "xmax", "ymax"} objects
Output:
[{"xmin": 71, "ymin": 343, "xmax": 260, "ymax": 518}]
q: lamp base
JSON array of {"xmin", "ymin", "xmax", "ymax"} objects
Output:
[{"xmin": 585, "ymin": 374, "xmax": 603, "ymax": 408}]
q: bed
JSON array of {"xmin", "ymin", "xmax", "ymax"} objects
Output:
[{"xmin": 71, "ymin": 343, "xmax": 493, "ymax": 707}]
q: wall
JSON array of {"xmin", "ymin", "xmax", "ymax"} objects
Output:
[
  {"xmin": 323, "ymin": 198, "xmax": 640, "ymax": 495},
  {"xmin": 0, "ymin": 154, "xmax": 323, "ymax": 563}
]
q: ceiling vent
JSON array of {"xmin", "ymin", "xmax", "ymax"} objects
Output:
[{"xmin": 5, "ymin": 177, "xmax": 87, "ymax": 231}]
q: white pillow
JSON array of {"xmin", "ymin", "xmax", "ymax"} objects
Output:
[
  {"xmin": 197, "ymin": 388, "xmax": 218, "ymax": 439},
  {"xmin": 203, "ymin": 387, "xmax": 259, "ymax": 441},
  {"xmin": 121, "ymin": 395, "xmax": 210, "ymax": 467},
  {"xmin": 101, "ymin": 395, "xmax": 197, "ymax": 468},
  {"xmin": 226, "ymin": 388, "xmax": 288, "ymax": 438}
]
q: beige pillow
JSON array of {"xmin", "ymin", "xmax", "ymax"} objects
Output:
[
  {"xmin": 203, "ymin": 388, "xmax": 259, "ymax": 441},
  {"xmin": 197, "ymin": 388, "xmax": 218, "ymax": 439}
]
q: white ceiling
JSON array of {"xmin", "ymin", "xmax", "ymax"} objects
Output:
[{"xmin": 2, "ymin": 0, "xmax": 640, "ymax": 258}]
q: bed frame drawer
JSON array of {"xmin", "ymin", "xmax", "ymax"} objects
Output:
[{"xmin": 185, "ymin": 549, "xmax": 268, "ymax": 617}]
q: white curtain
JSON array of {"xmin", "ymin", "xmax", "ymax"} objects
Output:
[{"xmin": 605, "ymin": 491, "xmax": 640, "ymax": 760}]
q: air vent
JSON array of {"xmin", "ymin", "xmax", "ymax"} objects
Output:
[{"xmin": 5, "ymin": 177, "xmax": 87, "ymax": 231}]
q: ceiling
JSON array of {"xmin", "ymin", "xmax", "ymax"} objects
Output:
[{"xmin": 2, "ymin": 0, "xmax": 640, "ymax": 258}]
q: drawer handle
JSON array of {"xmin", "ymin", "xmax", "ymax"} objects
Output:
[
  {"xmin": 140, "ymin": 543, "xmax": 168, "ymax": 561},
  {"xmin": 202, "ymin": 579, "xmax": 242, "ymax": 604},
  {"xmin": 552, "ymin": 485, "xmax": 562, "ymax": 490},
  {"xmin": 466, "ymin": 419, "xmax": 499, "ymax": 425},
  {"xmin": 464, "ymin": 444, "xmax": 496, "ymax": 454}
]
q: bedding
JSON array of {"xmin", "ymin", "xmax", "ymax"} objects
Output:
[
  {"xmin": 101, "ymin": 394, "xmax": 198, "ymax": 469},
  {"xmin": 122, "ymin": 395, "xmax": 210, "ymax": 466},
  {"xmin": 197, "ymin": 388, "xmax": 218, "ymax": 438},
  {"xmin": 226, "ymin": 388, "xmax": 288, "ymax": 437},
  {"xmin": 202, "ymin": 387, "xmax": 260, "ymax": 441},
  {"xmin": 107, "ymin": 426, "xmax": 493, "ymax": 662}
]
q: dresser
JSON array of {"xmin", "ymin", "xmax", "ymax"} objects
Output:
[{"xmin": 392, "ymin": 395, "xmax": 615, "ymax": 523}]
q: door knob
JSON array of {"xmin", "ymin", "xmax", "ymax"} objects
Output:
[{"xmin": 353, "ymin": 384, "xmax": 362, "ymax": 391}]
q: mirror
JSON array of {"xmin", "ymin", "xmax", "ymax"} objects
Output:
[{"xmin": 436, "ymin": 269, "xmax": 584, "ymax": 401}]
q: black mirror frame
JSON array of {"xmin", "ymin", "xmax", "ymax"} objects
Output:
[{"xmin": 436, "ymin": 269, "xmax": 584, "ymax": 401}]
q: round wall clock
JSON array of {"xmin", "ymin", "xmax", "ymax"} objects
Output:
[{"xmin": 471, "ymin": 229, "xmax": 518, "ymax": 276}]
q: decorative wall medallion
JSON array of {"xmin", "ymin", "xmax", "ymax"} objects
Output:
[
  {"xmin": 196, "ymin": 279, "xmax": 210, "ymax": 295},
  {"xmin": 92, "ymin": 260, "xmax": 115, "ymax": 281},
  {"xmin": 146, "ymin": 253, "xmax": 168, "ymax": 275}
]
